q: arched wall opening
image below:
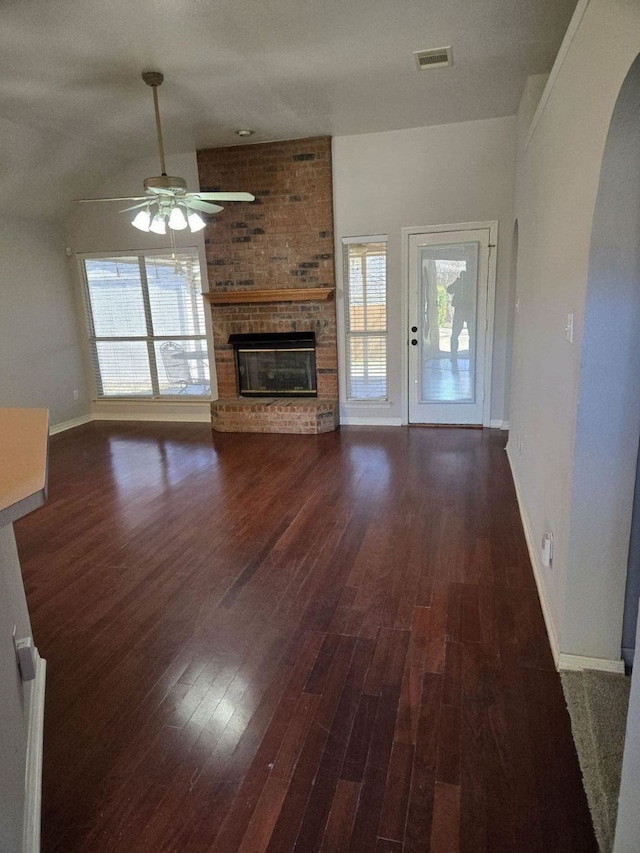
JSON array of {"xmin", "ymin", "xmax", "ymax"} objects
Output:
[{"xmin": 563, "ymin": 54, "xmax": 640, "ymax": 660}]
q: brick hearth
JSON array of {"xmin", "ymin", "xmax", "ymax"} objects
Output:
[
  {"xmin": 211, "ymin": 398, "xmax": 339, "ymax": 434},
  {"xmin": 197, "ymin": 136, "xmax": 338, "ymax": 434}
]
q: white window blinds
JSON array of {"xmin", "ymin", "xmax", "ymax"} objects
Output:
[
  {"xmin": 343, "ymin": 239, "xmax": 388, "ymax": 400},
  {"xmin": 80, "ymin": 251, "xmax": 210, "ymax": 398}
]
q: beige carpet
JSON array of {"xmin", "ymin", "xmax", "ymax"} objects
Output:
[{"xmin": 561, "ymin": 670, "xmax": 631, "ymax": 853}]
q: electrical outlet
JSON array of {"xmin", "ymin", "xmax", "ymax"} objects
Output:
[
  {"xmin": 73, "ymin": 389, "xmax": 79, "ymax": 401},
  {"xmin": 517, "ymin": 432, "xmax": 522, "ymax": 457},
  {"xmin": 542, "ymin": 531, "xmax": 554, "ymax": 568}
]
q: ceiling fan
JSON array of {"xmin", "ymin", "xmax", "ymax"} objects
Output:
[{"xmin": 76, "ymin": 71, "xmax": 255, "ymax": 234}]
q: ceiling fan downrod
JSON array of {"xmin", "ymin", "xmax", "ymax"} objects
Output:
[{"xmin": 142, "ymin": 70, "xmax": 168, "ymax": 176}]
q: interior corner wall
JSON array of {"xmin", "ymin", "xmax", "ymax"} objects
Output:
[
  {"xmin": 332, "ymin": 116, "xmax": 517, "ymax": 425},
  {"xmin": 64, "ymin": 151, "xmax": 213, "ymax": 416},
  {"xmin": 508, "ymin": 0, "xmax": 640, "ymax": 662},
  {"xmin": 0, "ymin": 217, "xmax": 89, "ymax": 426}
]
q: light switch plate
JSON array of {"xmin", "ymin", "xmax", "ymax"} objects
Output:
[{"xmin": 565, "ymin": 313, "xmax": 574, "ymax": 343}]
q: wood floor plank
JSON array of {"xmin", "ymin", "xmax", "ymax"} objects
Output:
[
  {"xmin": 318, "ymin": 779, "xmax": 361, "ymax": 852},
  {"xmin": 431, "ymin": 781, "xmax": 461, "ymax": 853},
  {"xmin": 11, "ymin": 423, "xmax": 596, "ymax": 852},
  {"xmin": 378, "ymin": 741, "xmax": 414, "ymax": 842}
]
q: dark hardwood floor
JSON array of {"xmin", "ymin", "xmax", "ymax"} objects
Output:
[{"xmin": 14, "ymin": 422, "xmax": 596, "ymax": 852}]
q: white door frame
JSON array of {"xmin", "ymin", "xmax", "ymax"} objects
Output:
[{"xmin": 401, "ymin": 221, "xmax": 498, "ymax": 427}]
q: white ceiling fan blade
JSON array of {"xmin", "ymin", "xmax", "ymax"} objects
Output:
[
  {"xmin": 187, "ymin": 199, "xmax": 224, "ymax": 214},
  {"xmin": 76, "ymin": 196, "xmax": 148, "ymax": 203},
  {"xmin": 194, "ymin": 192, "xmax": 255, "ymax": 202},
  {"xmin": 119, "ymin": 201, "xmax": 151, "ymax": 213}
]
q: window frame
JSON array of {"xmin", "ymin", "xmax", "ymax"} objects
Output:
[
  {"xmin": 342, "ymin": 236, "xmax": 389, "ymax": 402},
  {"xmin": 78, "ymin": 247, "xmax": 211, "ymax": 401}
]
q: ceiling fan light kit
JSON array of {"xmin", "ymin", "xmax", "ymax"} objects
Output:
[
  {"xmin": 131, "ymin": 209, "xmax": 152, "ymax": 231},
  {"xmin": 76, "ymin": 71, "xmax": 255, "ymax": 235}
]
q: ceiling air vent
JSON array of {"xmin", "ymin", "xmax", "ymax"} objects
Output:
[{"xmin": 413, "ymin": 46, "xmax": 453, "ymax": 70}]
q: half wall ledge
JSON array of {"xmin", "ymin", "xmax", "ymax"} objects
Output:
[{"xmin": 211, "ymin": 397, "xmax": 339, "ymax": 434}]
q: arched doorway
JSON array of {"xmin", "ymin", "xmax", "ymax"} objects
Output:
[{"xmin": 566, "ymin": 54, "xmax": 640, "ymax": 664}]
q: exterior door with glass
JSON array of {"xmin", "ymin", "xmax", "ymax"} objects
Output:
[{"xmin": 407, "ymin": 227, "xmax": 493, "ymax": 425}]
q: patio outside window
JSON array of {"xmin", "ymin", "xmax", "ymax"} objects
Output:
[
  {"xmin": 343, "ymin": 238, "xmax": 388, "ymax": 400},
  {"xmin": 80, "ymin": 250, "xmax": 210, "ymax": 398}
]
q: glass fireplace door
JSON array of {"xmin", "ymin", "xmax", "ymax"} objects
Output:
[{"xmin": 237, "ymin": 348, "xmax": 317, "ymax": 396}]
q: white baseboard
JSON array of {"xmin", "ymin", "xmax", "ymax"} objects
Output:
[
  {"xmin": 557, "ymin": 653, "xmax": 626, "ymax": 674},
  {"xmin": 90, "ymin": 399, "xmax": 213, "ymax": 424},
  {"xmin": 506, "ymin": 443, "xmax": 561, "ymax": 668},
  {"xmin": 49, "ymin": 414, "xmax": 93, "ymax": 435},
  {"xmin": 340, "ymin": 417, "xmax": 404, "ymax": 426},
  {"xmin": 23, "ymin": 653, "xmax": 46, "ymax": 853},
  {"xmin": 51, "ymin": 409, "xmax": 212, "ymax": 431},
  {"xmin": 489, "ymin": 419, "xmax": 510, "ymax": 430},
  {"xmin": 506, "ymin": 445, "xmax": 626, "ymax": 674},
  {"xmin": 92, "ymin": 411, "xmax": 211, "ymax": 423}
]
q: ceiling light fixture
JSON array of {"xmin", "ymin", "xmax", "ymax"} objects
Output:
[
  {"xmin": 235, "ymin": 129, "xmax": 255, "ymax": 137},
  {"xmin": 168, "ymin": 206, "xmax": 188, "ymax": 231},
  {"xmin": 131, "ymin": 208, "xmax": 152, "ymax": 232},
  {"xmin": 187, "ymin": 211, "xmax": 207, "ymax": 232},
  {"xmin": 76, "ymin": 72, "xmax": 255, "ymax": 235}
]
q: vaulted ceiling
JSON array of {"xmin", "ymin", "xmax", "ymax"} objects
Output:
[{"xmin": 0, "ymin": 0, "xmax": 579, "ymax": 215}]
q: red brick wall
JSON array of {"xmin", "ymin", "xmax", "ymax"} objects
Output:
[{"xmin": 197, "ymin": 137, "xmax": 337, "ymax": 400}]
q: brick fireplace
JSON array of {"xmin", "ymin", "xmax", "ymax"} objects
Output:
[{"xmin": 197, "ymin": 136, "xmax": 339, "ymax": 434}]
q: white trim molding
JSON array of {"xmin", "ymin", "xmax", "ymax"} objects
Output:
[
  {"xmin": 23, "ymin": 653, "xmax": 46, "ymax": 853},
  {"xmin": 91, "ymin": 399, "xmax": 211, "ymax": 423},
  {"xmin": 490, "ymin": 419, "xmax": 510, "ymax": 430},
  {"xmin": 525, "ymin": 0, "xmax": 591, "ymax": 151},
  {"xmin": 557, "ymin": 653, "xmax": 625, "ymax": 674},
  {"xmin": 340, "ymin": 416, "xmax": 403, "ymax": 427},
  {"xmin": 49, "ymin": 414, "xmax": 93, "ymax": 435},
  {"xmin": 507, "ymin": 442, "xmax": 561, "ymax": 667},
  {"xmin": 507, "ymin": 443, "xmax": 626, "ymax": 674},
  {"xmin": 92, "ymin": 410, "xmax": 211, "ymax": 423},
  {"xmin": 50, "ymin": 407, "xmax": 213, "ymax": 433}
]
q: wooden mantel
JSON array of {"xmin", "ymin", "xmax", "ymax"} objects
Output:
[{"xmin": 203, "ymin": 287, "xmax": 334, "ymax": 306}]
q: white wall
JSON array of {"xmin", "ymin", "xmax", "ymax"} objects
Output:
[
  {"xmin": 0, "ymin": 107, "xmax": 127, "ymax": 428},
  {"xmin": 0, "ymin": 219, "xmax": 89, "ymax": 426},
  {"xmin": 508, "ymin": 0, "xmax": 640, "ymax": 663},
  {"xmin": 332, "ymin": 116, "xmax": 517, "ymax": 425},
  {"xmin": 0, "ymin": 525, "xmax": 34, "ymax": 853}
]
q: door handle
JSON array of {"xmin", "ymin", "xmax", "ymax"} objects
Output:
[{"xmin": 411, "ymin": 339, "xmax": 418, "ymax": 346}]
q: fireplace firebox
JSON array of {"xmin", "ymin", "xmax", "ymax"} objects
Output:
[{"xmin": 229, "ymin": 332, "xmax": 317, "ymax": 397}]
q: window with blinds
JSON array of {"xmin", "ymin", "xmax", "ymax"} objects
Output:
[
  {"xmin": 343, "ymin": 239, "xmax": 388, "ymax": 400},
  {"xmin": 80, "ymin": 250, "xmax": 210, "ymax": 398}
]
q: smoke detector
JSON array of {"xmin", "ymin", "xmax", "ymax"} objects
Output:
[{"xmin": 413, "ymin": 46, "xmax": 453, "ymax": 70}]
